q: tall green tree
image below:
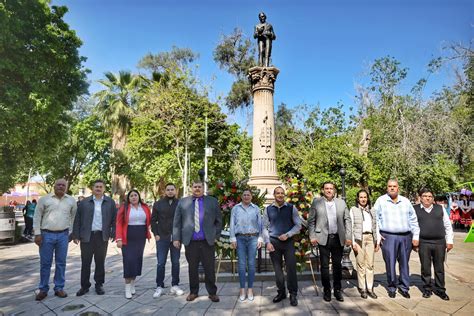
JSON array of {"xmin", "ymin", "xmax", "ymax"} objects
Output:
[
  {"xmin": 94, "ymin": 71, "xmax": 142, "ymax": 200},
  {"xmin": 356, "ymin": 55, "xmax": 471, "ymax": 197},
  {"xmin": 0, "ymin": 0, "xmax": 88, "ymax": 192},
  {"xmin": 213, "ymin": 28, "xmax": 256, "ymax": 111},
  {"xmin": 138, "ymin": 46, "xmax": 198, "ymax": 74},
  {"xmin": 39, "ymin": 112, "xmax": 111, "ymax": 194},
  {"xmin": 125, "ymin": 66, "xmax": 251, "ymax": 197}
]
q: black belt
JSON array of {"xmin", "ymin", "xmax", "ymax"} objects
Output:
[
  {"xmin": 92, "ymin": 231, "xmax": 102, "ymax": 234},
  {"xmin": 42, "ymin": 229, "xmax": 68, "ymax": 233},
  {"xmin": 380, "ymin": 230, "xmax": 411, "ymax": 236},
  {"xmin": 328, "ymin": 234, "xmax": 338, "ymax": 238},
  {"xmin": 363, "ymin": 232, "xmax": 373, "ymax": 235},
  {"xmin": 236, "ymin": 233, "xmax": 258, "ymax": 237}
]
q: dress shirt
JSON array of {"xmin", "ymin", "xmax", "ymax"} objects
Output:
[
  {"xmin": 421, "ymin": 204, "xmax": 454, "ymax": 244},
  {"xmin": 229, "ymin": 202, "xmax": 263, "ymax": 243},
  {"xmin": 361, "ymin": 207, "xmax": 373, "ymax": 233},
  {"xmin": 374, "ymin": 194, "xmax": 420, "ymax": 243},
  {"xmin": 33, "ymin": 193, "xmax": 77, "ymax": 233},
  {"xmin": 129, "ymin": 204, "xmax": 147, "ymax": 225},
  {"xmin": 262, "ymin": 202, "xmax": 302, "ymax": 244},
  {"xmin": 192, "ymin": 197, "xmax": 205, "ymax": 240},
  {"xmin": 324, "ymin": 199, "xmax": 338, "ymax": 234},
  {"xmin": 92, "ymin": 195, "xmax": 103, "ymax": 231}
]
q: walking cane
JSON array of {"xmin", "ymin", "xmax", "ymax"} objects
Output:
[{"xmin": 306, "ymin": 245, "xmax": 319, "ymax": 296}]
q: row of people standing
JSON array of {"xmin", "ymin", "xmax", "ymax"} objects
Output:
[
  {"xmin": 351, "ymin": 180, "xmax": 453, "ymax": 301},
  {"xmin": 32, "ymin": 179, "xmax": 214, "ymax": 301},
  {"xmin": 33, "ymin": 177, "xmax": 454, "ymax": 304},
  {"xmin": 231, "ymin": 179, "xmax": 454, "ymax": 306}
]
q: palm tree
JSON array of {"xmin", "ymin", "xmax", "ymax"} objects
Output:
[{"xmin": 95, "ymin": 71, "xmax": 141, "ymax": 201}]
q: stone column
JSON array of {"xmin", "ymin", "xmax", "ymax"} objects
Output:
[{"xmin": 247, "ymin": 66, "xmax": 282, "ymax": 202}]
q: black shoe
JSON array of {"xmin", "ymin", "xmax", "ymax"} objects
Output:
[
  {"xmin": 367, "ymin": 290, "xmax": 378, "ymax": 299},
  {"xmin": 76, "ymin": 288, "xmax": 89, "ymax": 296},
  {"xmin": 397, "ymin": 288, "xmax": 410, "ymax": 299},
  {"xmin": 334, "ymin": 290, "xmax": 344, "ymax": 302},
  {"xmin": 95, "ymin": 285, "xmax": 105, "ymax": 295},
  {"xmin": 434, "ymin": 292, "xmax": 449, "ymax": 301},
  {"xmin": 422, "ymin": 290, "xmax": 432, "ymax": 298},
  {"xmin": 272, "ymin": 293, "xmax": 286, "ymax": 303},
  {"xmin": 323, "ymin": 291, "xmax": 331, "ymax": 302},
  {"xmin": 388, "ymin": 291, "xmax": 396, "ymax": 298},
  {"xmin": 290, "ymin": 294, "xmax": 298, "ymax": 306},
  {"xmin": 361, "ymin": 291, "xmax": 368, "ymax": 299}
]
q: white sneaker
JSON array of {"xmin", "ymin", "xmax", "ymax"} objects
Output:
[
  {"xmin": 125, "ymin": 284, "xmax": 132, "ymax": 299},
  {"xmin": 130, "ymin": 280, "xmax": 136, "ymax": 295},
  {"xmin": 170, "ymin": 285, "xmax": 184, "ymax": 296},
  {"xmin": 153, "ymin": 287, "xmax": 163, "ymax": 298}
]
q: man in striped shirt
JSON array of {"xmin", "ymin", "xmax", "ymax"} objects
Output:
[{"xmin": 374, "ymin": 179, "xmax": 419, "ymax": 299}]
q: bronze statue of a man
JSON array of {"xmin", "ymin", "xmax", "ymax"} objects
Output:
[{"xmin": 254, "ymin": 12, "xmax": 276, "ymax": 67}]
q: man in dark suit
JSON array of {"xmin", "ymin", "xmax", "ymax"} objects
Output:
[
  {"xmin": 73, "ymin": 179, "xmax": 117, "ymax": 296},
  {"xmin": 172, "ymin": 180, "xmax": 222, "ymax": 303},
  {"xmin": 308, "ymin": 182, "xmax": 352, "ymax": 302}
]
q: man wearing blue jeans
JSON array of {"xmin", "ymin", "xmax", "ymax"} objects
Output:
[
  {"xmin": 33, "ymin": 179, "xmax": 77, "ymax": 301},
  {"xmin": 151, "ymin": 183, "xmax": 183, "ymax": 298},
  {"xmin": 230, "ymin": 189, "xmax": 263, "ymax": 302}
]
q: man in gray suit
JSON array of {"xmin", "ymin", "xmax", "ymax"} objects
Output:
[
  {"xmin": 73, "ymin": 179, "xmax": 117, "ymax": 296},
  {"xmin": 173, "ymin": 180, "xmax": 222, "ymax": 303},
  {"xmin": 308, "ymin": 182, "xmax": 352, "ymax": 302}
]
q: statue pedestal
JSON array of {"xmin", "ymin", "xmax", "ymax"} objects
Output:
[{"xmin": 247, "ymin": 66, "xmax": 282, "ymax": 204}]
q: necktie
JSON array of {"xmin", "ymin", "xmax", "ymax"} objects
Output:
[{"xmin": 194, "ymin": 198, "xmax": 200, "ymax": 233}]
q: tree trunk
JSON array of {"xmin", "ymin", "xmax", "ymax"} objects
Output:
[{"xmin": 111, "ymin": 130, "xmax": 130, "ymax": 203}]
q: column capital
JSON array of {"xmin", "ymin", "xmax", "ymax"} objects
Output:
[{"xmin": 248, "ymin": 66, "xmax": 280, "ymax": 92}]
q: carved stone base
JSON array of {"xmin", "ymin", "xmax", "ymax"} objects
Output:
[{"xmin": 247, "ymin": 176, "xmax": 283, "ymax": 205}]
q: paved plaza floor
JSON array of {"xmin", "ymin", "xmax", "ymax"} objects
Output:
[{"xmin": 0, "ymin": 232, "xmax": 472, "ymax": 315}]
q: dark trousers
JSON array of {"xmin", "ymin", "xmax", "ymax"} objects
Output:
[
  {"xmin": 24, "ymin": 216, "xmax": 33, "ymax": 235},
  {"xmin": 80, "ymin": 231, "xmax": 108, "ymax": 289},
  {"xmin": 418, "ymin": 240, "xmax": 446, "ymax": 294},
  {"xmin": 319, "ymin": 234, "xmax": 343, "ymax": 292},
  {"xmin": 380, "ymin": 231, "xmax": 412, "ymax": 293},
  {"xmin": 269, "ymin": 237, "xmax": 298, "ymax": 296},
  {"xmin": 185, "ymin": 240, "xmax": 217, "ymax": 295}
]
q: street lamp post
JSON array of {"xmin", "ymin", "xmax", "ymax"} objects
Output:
[
  {"xmin": 339, "ymin": 168, "xmax": 354, "ymax": 275},
  {"xmin": 339, "ymin": 168, "xmax": 346, "ymax": 200},
  {"xmin": 198, "ymin": 169, "xmax": 205, "ymax": 193}
]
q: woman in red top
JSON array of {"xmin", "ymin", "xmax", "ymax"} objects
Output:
[
  {"xmin": 449, "ymin": 202, "xmax": 461, "ymax": 229},
  {"xmin": 116, "ymin": 189, "xmax": 151, "ymax": 299},
  {"xmin": 459, "ymin": 195, "xmax": 472, "ymax": 230}
]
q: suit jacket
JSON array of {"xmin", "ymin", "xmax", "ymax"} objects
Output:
[
  {"xmin": 307, "ymin": 197, "xmax": 352, "ymax": 246},
  {"xmin": 172, "ymin": 195, "xmax": 222, "ymax": 246},
  {"xmin": 73, "ymin": 195, "xmax": 117, "ymax": 243}
]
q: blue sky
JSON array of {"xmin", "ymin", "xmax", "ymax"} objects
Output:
[{"xmin": 53, "ymin": 0, "xmax": 472, "ymax": 126}]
